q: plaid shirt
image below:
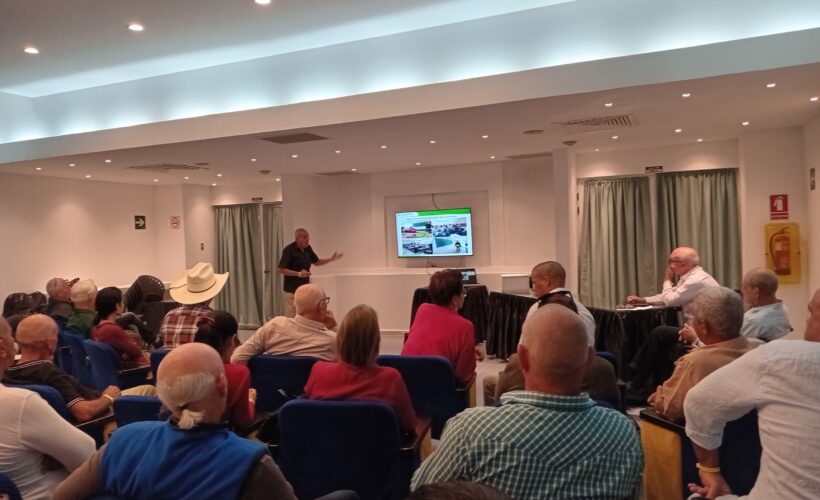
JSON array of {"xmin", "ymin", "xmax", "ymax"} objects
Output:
[
  {"xmin": 412, "ymin": 391, "xmax": 643, "ymax": 499},
  {"xmin": 160, "ymin": 305, "xmax": 213, "ymax": 349}
]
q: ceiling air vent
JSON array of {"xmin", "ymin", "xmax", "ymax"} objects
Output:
[
  {"xmin": 317, "ymin": 170, "xmax": 359, "ymax": 176},
  {"xmin": 554, "ymin": 114, "xmax": 638, "ymax": 134},
  {"xmin": 506, "ymin": 152, "xmax": 552, "ymax": 160},
  {"xmin": 260, "ymin": 132, "xmax": 328, "ymax": 144},
  {"xmin": 126, "ymin": 163, "xmax": 209, "ymax": 173}
]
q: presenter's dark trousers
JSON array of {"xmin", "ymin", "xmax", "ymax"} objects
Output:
[{"xmin": 629, "ymin": 325, "xmax": 689, "ymax": 390}]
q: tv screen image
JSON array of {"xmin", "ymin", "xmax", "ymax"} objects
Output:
[{"xmin": 396, "ymin": 208, "xmax": 473, "ymax": 258}]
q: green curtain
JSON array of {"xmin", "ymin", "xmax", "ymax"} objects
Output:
[
  {"xmin": 263, "ymin": 203, "xmax": 284, "ymax": 321},
  {"xmin": 656, "ymin": 168, "xmax": 741, "ymax": 288},
  {"xmin": 579, "ymin": 176, "xmax": 654, "ymax": 308},
  {"xmin": 214, "ymin": 204, "xmax": 263, "ymax": 329}
]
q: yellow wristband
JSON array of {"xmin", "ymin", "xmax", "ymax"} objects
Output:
[{"xmin": 696, "ymin": 463, "xmax": 721, "ymax": 473}]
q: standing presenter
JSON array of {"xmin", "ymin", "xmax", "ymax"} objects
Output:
[{"xmin": 278, "ymin": 228, "xmax": 343, "ymax": 317}]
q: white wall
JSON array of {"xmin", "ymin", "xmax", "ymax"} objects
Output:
[
  {"xmin": 211, "ymin": 181, "xmax": 282, "ymax": 206},
  {"xmin": 805, "ymin": 115, "xmax": 820, "ymax": 296},
  {"xmin": 0, "ymin": 173, "xmax": 160, "ymax": 296},
  {"xmin": 153, "ymin": 185, "xmax": 186, "ymax": 281},
  {"xmin": 183, "ymin": 185, "xmax": 215, "ymax": 268}
]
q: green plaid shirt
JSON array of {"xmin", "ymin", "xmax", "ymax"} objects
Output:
[{"xmin": 411, "ymin": 391, "xmax": 643, "ymax": 499}]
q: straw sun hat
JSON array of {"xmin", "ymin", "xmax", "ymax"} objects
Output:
[{"xmin": 169, "ymin": 262, "xmax": 229, "ymax": 305}]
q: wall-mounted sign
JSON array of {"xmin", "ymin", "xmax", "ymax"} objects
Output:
[
  {"xmin": 134, "ymin": 215, "xmax": 146, "ymax": 230},
  {"xmin": 252, "ymin": 197, "xmax": 263, "ymax": 203},
  {"xmin": 170, "ymin": 216, "xmax": 182, "ymax": 229},
  {"xmin": 645, "ymin": 165, "xmax": 663, "ymax": 173},
  {"xmin": 769, "ymin": 194, "xmax": 789, "ymax": 220},
  {"xmin": 811, "ymin": 168, "xmax": 816, "ymax": 191}
]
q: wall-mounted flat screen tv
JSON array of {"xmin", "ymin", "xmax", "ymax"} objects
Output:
[{"xmin": 396, "ymin": 208, "xmax": 473, "ymax": 258}]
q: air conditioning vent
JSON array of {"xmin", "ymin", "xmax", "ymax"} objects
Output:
[
  {"xmin": 126, "ymin": 164, "xmax": 209, "ymax": 173},
  {"xmin": 506, "ymin": 152, "xmax": 552, "ymax": 160},
  {"xmin": 316, "ymin": 170, "xmax": 359, "ymax": 176},
  {"xmin": 554, "ymin": 114, "xmax": 638, "ymax": 134},
  {"xmin": 260, "ymin": 132, "xmax": 328, "ymax": 144}
]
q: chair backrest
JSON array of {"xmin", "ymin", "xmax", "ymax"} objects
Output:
[
  {"xmin": 150, "ymin": 348, "xmax": 170, "ymax": 376},
  {"xmin": 377, "ymin": 354, "xmax": 466, "ymax": 437},
  {"xmin": 0, "ymin": 472, "xmax": 23, "ymax": 500},
  {"xmin": 83, "ymin": 339, "xmax": 123, "ymax": 390},
  {"xmin": 248, "ymin": 355, "xmax": 319, "ymax": 412},
  {"xmin": 55, "ymin": 329, "xmax": 73, "ymax": 373},
  {"xmin": 61, "ymin": 331, "xmax": 94, "ymax": 387},
  {"xmin": 136, "ymin": 275, "xmax": 165, "ymax": 302},
  {"xmin": 141, "ymin": 301, "xmax": 180, "ymax": 337},
  {"xmin": 113, "ymin": 395, "xmax": 165, "ymax": 428},
  {"xmin": 596, "ymin": 351, "xmax": 618, "ymax": 374},
  {"xmin": 278, "ymin": 400, "xmax": 411, "ymax": 500},
  {"xmin": 4, "ymin": 383, "xmax": 72, "ymax": 421}
]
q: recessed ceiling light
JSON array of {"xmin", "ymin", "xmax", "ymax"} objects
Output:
[
  {"xmin": 255, "ymin": 0, "xmax": 271, "ymax": 5},
  {"xmin": 153, "ymin": 178, "xmax": 158, "ymax": 182},
  {"xmin": 84, "ymin": 174, "xmax": 92, "ymax": 179},
  {"xmin": 351, "ymin": 168, "xmax": 357, "ymax": 172},
  {"xmin": 742, "ymin": 121, "xmax": 750, "ymax": 126},
  {"xmin": 23, "ymin": 46, "xmax": 39, "ymax": 54},
  {"xmin": 489, "ymin": 155, "xmax": 496, "ymax": 159},
  {"xmin": 481, "ymin": 135, "xmax": 489, "ymax": 139},
  {"xmin": 594, "ymin": 148, "xmax": 600, "ymax": 152},
  {"xmin": 216, "ymin": 173, "xmax": 223, "ymax": 177},
  {"xmin": 127, "ymin": 23, "xmax": 144, "ymax": 32},
  {"xmin": 415, "ymin": 162, "xmax": 421, "ymax": 166},
  {"xmin": 697, "ymin": 138, "xmax": 704, "ymax": 142},
  {"xmin": 35, "ymin": 167, "xmax": 42, "ymax": 171},
  {"xmin": 211, "ymin": 183, "xmax": 217, "ymax": 186},
  {"xmin": 604, "ymin": 102, "xmax": 614, "ymax": 107},
  {"xmin": 250, "ymin": 158, "xmax": 257, "ymax": 162},
  {"xmin": 429, "ymin": 140, "xmax": 437, "ymax": 144},
  {"xmin": 275, "ymin": 178, "xmax": 281, "ymax": 182},
  {"xmin": 334, "ymin": 150, "xmax": 341, "ymax": 154},
  {"xmin": 811, "ymin": 96, "xmax": 819, "ymax": 102},
  {"xmin": 68, "ymin": 163, "xmax": 76, "ymax": 167},
  {"xmin": 184, "ymin": 176, "xmax": 189, "ymax": 180},
  {"xmin": 291, "ymin": 154, "xmax": 299, "ymax": 159},
  {"xmin": 766, "ymin": 82, "xmax": 776, "ymax": 88},
  {"xmin": 104, "ymin": 159, "xmax": 112, "ymax": 163},
  {"xmin": 380, "ymin": 145, "xmax": 388, "ymax": 149},
  {"xmin": 674, "ymin": 128, "xmax": 683, "ymax": 133},
  {"xmin": 611, "ymin": 135, "xmax": 619, "ymax": 140},
  {"xmin": 681, "ymin": 92, "xmax": 692, "ymax": 98}
]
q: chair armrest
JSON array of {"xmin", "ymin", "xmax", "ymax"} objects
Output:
[
  {"xmin": 118, "ymin": 366, "xmax": 151, "ymax": 377},
  {"xmin": 456, "ymin": 375, "xmax": 477, "ymax": 408},
  {"xmin": 401, "ymin": 416, "xmax": 431, "ymax": 452},
  {"xmin": 237, "ymin": 410, "xmax": 276, "ymax": 438},
  {"xmin": 455, "ymin": 375, "xmax": 476, "ymax": 393},
  {"xmin": 639, "ymin": 408, "xmax": 686, "ymax": 435},
  {"xmin": 118, "ymin": 366, "xmax": 151, "ymax": 389},
  {"xmin": 75, "ymin": 409, "xmax": 115, "ymax": 431}
]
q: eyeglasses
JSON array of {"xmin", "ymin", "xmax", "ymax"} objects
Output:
[
  {"xmin": 667, "ymin": 258, "xmax": 686, "ymax": 264},
  {"xmin": 319, "ymin": 296, "xmax": 331, "ymax": 306}
]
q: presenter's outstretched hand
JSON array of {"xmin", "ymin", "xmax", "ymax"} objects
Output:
[{"xmin": 331, "ymin": 251, "xmax": 344, "ymax": 261}]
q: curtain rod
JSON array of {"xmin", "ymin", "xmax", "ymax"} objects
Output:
[{"xmin": 576, "ymin": 173, "xmax": 651, "ymax": 182}]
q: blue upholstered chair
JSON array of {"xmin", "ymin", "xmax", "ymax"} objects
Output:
[
  {"xmin": 0, "ymin": 472, "xmax": 22, "ymax": 500},
  {"xmin": 62, "ymin": 330, "xmax": 95, "ymax": 387},
  {"xmin": 82, "ymin": 340, "xmax": 150, "ymax": 391},
  {"xmin": 640, "ymin": 408, "xmax": 761, "ymax": 499},
  {"xmin": 3, "ymin": 383, "xmax": 73, "ymax": 421},
  {"xmin": 377, "ymin": 354, "xmax": 471, "ymax": 438},
  {"xmin": 248, "ymin": 355, "xmax": 319, "ymax": 412},
  {"xmin": 113, "ymin": 395, "xmax": 165, "ymax": 428},
  {"xmin": 277, "ymin": 400, "xmax": 426, "ymax": 500},
  {"xmin": 150, "ymin": 348, "xmax": 170, "ymax": 376}
]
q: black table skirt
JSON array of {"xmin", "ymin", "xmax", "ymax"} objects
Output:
[
  {"xmin": 410, "ymin": 285, "xmax": 490, "ymax": 343},
  {"xmin": 485, "ymin": 292, "xmax": 537, "ymax": 359},
  {"xmin": 589, "ymin": 306, "xmax": 681, "ymax": 380}
]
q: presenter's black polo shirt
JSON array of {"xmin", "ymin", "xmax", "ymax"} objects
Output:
[{"xmin": 278, "ymin": 242, "xmax": 319, "ymax": 293}]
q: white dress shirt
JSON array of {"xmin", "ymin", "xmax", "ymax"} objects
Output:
[
  {"xmin": 527, "ymin": 287, "xmax": 596, "ymax": 347},
  {"xmin": 740, "ymin": 302, "xmax": 791, "ymax": 342},
  {"xmin": 684, "ymin": 340, "xmax": 820, "ymax": 499},
  {"xmin": 644, "ymin": 266, "xmax": 719, "ymax": 308}
]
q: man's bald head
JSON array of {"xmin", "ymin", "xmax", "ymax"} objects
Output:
[
  {"xmin": 156, "ymin": 342, "xmax": 227, "ymax": 428},
  {"xmin": 519, "ymin": 304, "xmax": 591, "ymax": 393},
  {"xmin": 46, "ymin": 278, "xmax": 71, "ymax": 301},
  {"xmin": 0, "ymin": 317, "xmax": 15, "ymax": 374},
  {"xmin": 530, "ymin": 261, "xmax": 566, "ymax": 297},
  {"xmin": 15, "ymin": 314, "xmax": 58, "ymax": 345},
  {"xmin": 294, "ymin": 283, "xmax": 327, "ymax": 316}
]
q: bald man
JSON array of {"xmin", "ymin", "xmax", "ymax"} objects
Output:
[
  {"xmin": 3, "ymin": 314, "xmax": 154, "ymax": 423},
  {"xmin": 43, "ymin": 277, "xmax": 75, "ymax": 327},
  {"xmin": 55, "ymin": 343, "xmax": 296, "ymax": 500},
  {"xmin": 278, "ymin": 228, "xmax": 343, "ymax": 317},
  {"xmin": 0, "ymin": 316, "xmax": 96, "ymax": 500},
  {"xmin": 627, "ymin": 246, "xmax": 719, "ymax": 308},
  {"xmin": 412, "ymin": 305, "xmax": 642, "ymax": 499},
  {"xmin": 231, "ymin": 283, "xmax": 338, "ymax": 364},
  {"xmin": 739, "ymin": 267, "xmax": 791, "ymax": 341}
]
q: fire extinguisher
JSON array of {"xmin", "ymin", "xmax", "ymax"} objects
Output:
[{"xmin": 769, "ymin": 228, "xmax": 791, "ymax": 276}]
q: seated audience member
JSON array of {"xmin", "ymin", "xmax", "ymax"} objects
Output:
[
  {"xmin": 54, "ymin": 343, "xmax": 297, "ymax": 500},
  {"xmin": 92, "ymin": 287, "xmax": 149, "ymax": 369},
  {"xmin": 3, "ymin": 292, "xmax": 34, "ymax": 334},
  {"xmin": 648, "ymin": 287, "xmax": 761, "ymax": 423},
  {"xmin": 484, "ymin": 291, "xmax": 619, "ymax": 407},
  {"xmin": 64, "ymin": 279, "xmax": 97, "ymax": 338},
  {"xmin": 305, "ymin": 304, "xmax": 418, "ymax": 433},
  {"xmin": 0, "ymin": 316, "xmax": 96, "ymax": 500},
  {"xmin": 684, "ymin": 288, "xmax": 820, "ymax": 499},
  {"xmin": 231, "ymin": 283, "xmax": 338, "ymax": 364},
  {"xmin": 629, "ymin": 268, "xmax": 791, "ymax": 401},
  {"xmin": 162, "ymin": 262, "xmax": 227, "ymax": 348},
  {"xmin": 194, "ymin": 310, "xmax": 256, "ymax": 430},
  {"xmin": 627, "ymin": 247, "xmax": 719, "ymax": 307},
  {"xmin": 406, "ymin": 481, "xmax": 511, "ymax": 500},
  {"xmin": 411, "ymin": 305, "xmax": 643, "ymax": 499},
  {"xmin": 42, "ymin": 277, "xmax": 77, "ymax": 327},
  {"xmin": 739, "ymin": 267, "xmax": 791, "ymax": 341},
  {"xmin": 402, "ymin": 269, "xmax": 481, "ymax": 386},
  {"xmin": 3, "ymin": 314, "xmax": 155, "ymax": 423}
]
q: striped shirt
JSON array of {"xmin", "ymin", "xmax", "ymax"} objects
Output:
[
  {"xmin": 411, "ymin": 391, "xmax": 643, "ymax": 499},
  {"xmin": 160, "ymin": 304, "xmax": 213, "ymax": 349}
]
